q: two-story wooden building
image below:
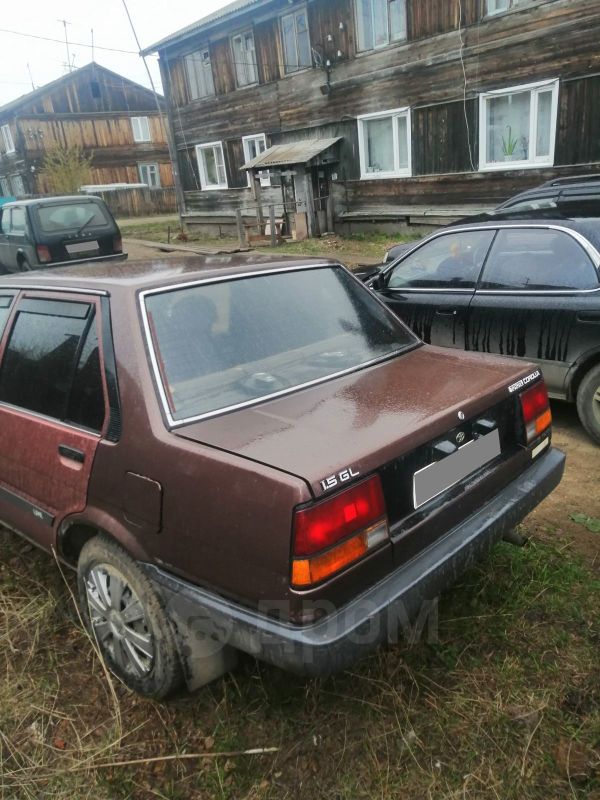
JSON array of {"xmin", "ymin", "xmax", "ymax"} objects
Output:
[
  {"xmin": 0, "ymin": 62, "xmax": 174, "ymax": 199},
  {"xmin": 143, "ymin": 0, "xmax": 600, "ymax": 236}
]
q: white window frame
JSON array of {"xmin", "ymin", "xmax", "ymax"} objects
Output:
[
  {"xmin": 131, "ymin": 116, "xmax": 151, "ymax": 143},
  {"xmin": 196, "ymin": 141, "xmax": 229, "ymax": 191},
  {"xmin": 354, "ymin": 0, "xmax": 407, "ymax": 52},
  {"xmin": 231, "ymin": 30, "xmax": 258, "ymax": 88},
  {"xmin": 242, "ymin": 133, "xmax": 270, "ymax": 188},
  {"xmin": 138, "ymin": 163, "xmax": 161, "ymax": 188},
  {"xmin": 485, "ymin": 0, "xmax": 532, "ymax": 17},
  {"xmin": 281, "ymin": 7, "xmax": 311, "ymax": 74},
  {"xmin": 184, "ymin": 48, "xmax": 215, "ymax": 101},
  {"xmin": 1, "ymin": 125, "xmax": 15, "ymax": 154},
  {"xmin": 357, "ymin": 107, "xmax": 412, "ymax": 180},
  {"xmin": 478, "ymin": 78, "xmax": 559, "ymax": 172}
]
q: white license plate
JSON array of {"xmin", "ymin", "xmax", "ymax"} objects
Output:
[
  {"xmin": 66, "ymin": 241, "xmax": 99, "ymax": 255},
  {"xmin": 413, "ymin": 429, "xmax": 501, "ymax": 509}
]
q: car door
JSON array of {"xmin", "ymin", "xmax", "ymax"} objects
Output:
[
  {"xmin": 0, "ymin": 292, "xmax": 108, "ymax": 549},
  {"xmin": 376, "ymin": 229, "xmax": 496, "ymax": 347},
  {"xmin": 4, "ymin": 206, "xmax": 29, "ymax": 271},
  {"xmin": 468, "ymin": 225, "xmax": 600, "ymax": 397}
]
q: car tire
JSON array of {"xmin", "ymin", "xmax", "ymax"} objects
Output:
[
  {"xmin": 576, "ymin": 363, "xmax": 600, "ymax": 445},
  {"xmin": 18, "ymin": 256, "xmax": 32, "ymax": 272},
  {"xmin": 77, "ymin": 535, "xmax": 183, "ymax": 698}
]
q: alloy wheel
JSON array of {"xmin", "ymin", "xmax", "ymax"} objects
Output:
[{"xmin": 85, "ymin": 565, "xmax": 154, "ymax": 677}]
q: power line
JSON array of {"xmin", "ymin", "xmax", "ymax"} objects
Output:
[{"xmin": 0, "ymin": 26, "xmax": 141, "ymax": 55}]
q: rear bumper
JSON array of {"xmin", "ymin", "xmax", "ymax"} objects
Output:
[{"xmin": 147, "ymin": 447, "xmax": 565, "ymax": 678}]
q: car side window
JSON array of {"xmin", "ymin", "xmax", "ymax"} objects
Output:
[
  {"xmin": 9, "ymin": 207, "xmax": 26, "ymax": 235},
  {"xmin": 479, "ymin": 229, "xmax": 599, "ymax": 291},
  {"xmin": 0, "ymin": 298, "xmax": 105, "ymax": 430},
  {"xmin": 0, "ymin": 295, "xmax": 15, "ymax": 338},
  {"xmin": 387, "ymin": 231, "xmax": 495, "ymax": 290}
]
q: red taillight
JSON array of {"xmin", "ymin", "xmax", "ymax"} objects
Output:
[
  {"xmin": 36, "ymin": 244, "xmax": 51, "ymax": 263},
  {"xmin": 113, "ymin": 235, "xmax": 123, "ymax": 253},
  {"xmin": 520, "ymin": 381, "xmax": 551, "ymax": 443},
  {"xmin": 291, "ymin": 475, "xmax": 389, "ymax": 587}
]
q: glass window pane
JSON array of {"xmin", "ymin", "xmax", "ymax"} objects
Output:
[
  {"xmin": 66, "ymin": 318, "xmax": 105, "ymax": 431},
  {"xmin": 388, "ymin": 231, "xmax": 496, "ymax": 289},
  {"xmin": 365, "ymin": 117, "xmax": 394, "ymax": 173},
  {"xmin": 373, "ymin": 0, "xmax": 389, "ymax": 47},
  {"xmin": 35, "ymin": 201, "xmax": 109, "ymax": 232},
  {"xmin": 146, "ymin": 267, "xmax": 416, "ymax": 421},
  {"xmin": 357, "ymin": 0, "xmax": 374, "ymax": 50},
  {"xmin": 536, "ymin": 90, "xmax": 553, "ymax": 158},
  {"xmin": 203, "ymin": 148, "xmax": 218, "ymax": 185},
  {"xmin": 296, "ymin": 12, "xmax": 312, "ymax": 68},
  {"xmin": 390, "ymin": 0, "xmax": 407, "ymax": 41},
  {"xmin": 486, "ymin": 91, "xmax": 531, "ymax": 163},
  {"xmin": 282, "ymin": 14, "xmax": 298, "ymax": 71},
  {"xmin": 397, "ymin": 115, "xmax": 409, "ymax": 169},
  {"xmin": 0, "ymin": 300, "xmax": 90, "ymax": 420},
  {"xmin": 481, "ymin": 229, "xmax": 598, "ymax": 290}
]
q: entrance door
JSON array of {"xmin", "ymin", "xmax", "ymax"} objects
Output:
[{"xmin": 311, "ymin": 165, "xmax": 332, "ymax": 236}]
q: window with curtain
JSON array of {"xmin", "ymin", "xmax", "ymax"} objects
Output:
[
  {"xmin": 131, "ymin": 117, "xmax": 151, "ymax": 143},
  {"xmin": 479, "ymin": 80, "xmax": 558, "ymax": 170},
  {"xmin": 231, "ymin": 31, "xmax": 258, "ymax": 87},
  {"xmin": 358, "ymin": 109, "xmax": 411, "ymax": 179},
  {"xmin": 184, "ymin": 49, "xmax": 215, "ymax": 100},
  {"xmin": 282, "ymin": 8, "xmax": 311, "ymax": 73},
  {"xmin": 355, "ymin": 0, "xmax": 407, "ymax": 51}
]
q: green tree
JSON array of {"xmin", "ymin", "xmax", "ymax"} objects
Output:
[{"xmin": 40, "ymin": 145, "xmax": 93, "ymax": 194}]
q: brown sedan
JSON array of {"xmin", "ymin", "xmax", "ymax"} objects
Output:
[{"xmin": 0, "ymin": 257, "xmax": 564, "ymax": 697}]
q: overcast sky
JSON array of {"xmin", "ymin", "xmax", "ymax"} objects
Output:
[{"xmin": 0, "ymin": 0, "xmax": 232, "ymax": 107}]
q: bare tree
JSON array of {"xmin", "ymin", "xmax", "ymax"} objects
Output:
[{"xmin": 39, "ymin": 145, "xmax": 93, "ymax": 194}]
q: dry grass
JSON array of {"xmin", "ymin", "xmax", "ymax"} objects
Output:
[{"xmin": 0, "ymin": 529, "xmax": 598, "ymax": 799}]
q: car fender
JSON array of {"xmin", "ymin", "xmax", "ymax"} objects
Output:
[
  {"xmin": 564, "ymin": 343, "xmax": 600, "ymax": 400},
  {"xmin": 57, "ymin": 506, "xmax": 152, "ymax": 565}
]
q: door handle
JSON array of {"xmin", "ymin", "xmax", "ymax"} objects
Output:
[
  {"xmin": 435, "ymin": 309, "xmax": 458, "ymax": 316},
  {"xmin": 58, "ymin": 445, "xmax": 85, "ymax": 463},
  {"xmin": 577, "ymin": 313, "xmax": 600, "ymax": 324}
]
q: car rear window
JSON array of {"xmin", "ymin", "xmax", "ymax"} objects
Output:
[
  {"xmin": 34, "ymin": 201, "xmax": 110, "ymax": 232},
  {"xmin": 144, "ymin": 266, "xmax": 418, "ymax": 422}
]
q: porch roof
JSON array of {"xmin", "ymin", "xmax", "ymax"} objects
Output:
[{"xmin": 241, "ymin": 138, "xmax": 342, "ymax": 171}]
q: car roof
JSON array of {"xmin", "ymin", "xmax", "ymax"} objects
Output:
[
  {"xmin": 498, "ymin": 178, "xmax": 600, "ymax": 207},
  {"xmin": 0, "ymin": 196, "xmax": 107, "ymax": 209},
  {"xmin": 423, "ymin": 218, "xmax": 600, "ymax": 258},
  {"xmin": 0, "ymin": 255, "xmax": 342, "ymax": 295}
]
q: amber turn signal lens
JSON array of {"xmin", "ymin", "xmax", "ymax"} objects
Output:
[{"xmin": 520, "ymin": 381, "xmax": 551, "ymax": 444}]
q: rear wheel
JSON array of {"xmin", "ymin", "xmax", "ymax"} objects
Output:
[
  {"xmin": 576, "ymin": 364, "xmax": 600, "ymax": 445},
  {"xmin": 18, "ymin": 256, "xmax": 32, "ymax": 271},
  {"xmin": 77, "ymin": 536, "xmax": 183, "ymax": 698}
]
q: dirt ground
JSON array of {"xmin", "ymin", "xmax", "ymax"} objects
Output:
[{"xmin": 528, "ymin": 400, "xmax": 600, "ymax": 568}]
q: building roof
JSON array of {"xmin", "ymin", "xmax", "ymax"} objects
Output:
[
  {"xmin": 0, "ymin": 63, "xmax": 163, "ymax": 119},
  {"xmin": 241, "ymin": 138, "xmax": 342, "ymax": 170},
  {"xmin": 141, "ymin": 0, "xmax": 266, "ymax": 54}
]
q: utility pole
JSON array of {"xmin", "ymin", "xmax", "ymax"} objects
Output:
[
  {"xmin": 58, "ymin": 19, "xmax": 72, "ymax": 72},
  {"xmin": 91, "ymin": 28, "xmax": 95, "ymax": 62},
  {"xmin": 26, "ymin": 63, "xmax": 36, "ymax": 91}
]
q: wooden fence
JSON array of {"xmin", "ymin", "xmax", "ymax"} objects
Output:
[{"xmin": 91, "ymin": 188, "xmax": 178, "ymax": 218}]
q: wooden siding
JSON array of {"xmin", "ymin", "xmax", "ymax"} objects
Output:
[
  {"xmin": 556, "ymin": 76, "xmax": 600, "ymax": 166},
  {"xmin": 413, "ymin": 100, "xmax": 478, "ymax": 175},
  {"xmin": 17, "ymin": 115, "xmax": 168, "ymax": 153},
  {"xmin": 157, "ymin": 0, "xmax": 600, "ymax": 216}
]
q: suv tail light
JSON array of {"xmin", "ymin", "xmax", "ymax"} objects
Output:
[
  {"xmin": 113, "ymin": 235, "xmax": 123, "ymax": 253},
  {"xmin": 291, "ymin": 475, "xmax": 389, "ymax": 588},
  {"xmin": 520, "ymin": 381, "xmax": 551, "ymax": 443},
  {"xmin": 36, "ymin": 244, "xmax": 51, "ymax": 263}
]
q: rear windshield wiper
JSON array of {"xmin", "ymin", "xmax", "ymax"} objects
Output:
[{"xmin": 75, "ymin": 213, "xmax": 96, "ymax": 236}]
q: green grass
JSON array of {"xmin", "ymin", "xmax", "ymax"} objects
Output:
[{"xmin": 1, "ymin": 531, "xmax": 598, "ymax": 799}]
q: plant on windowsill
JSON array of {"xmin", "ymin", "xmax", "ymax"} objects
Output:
[{"xmin": 501, "ymin": 125, "xmax": 519, "ymax": 161}]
